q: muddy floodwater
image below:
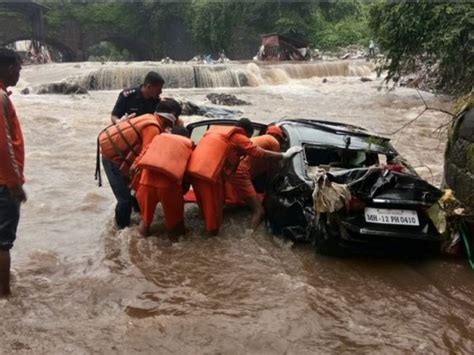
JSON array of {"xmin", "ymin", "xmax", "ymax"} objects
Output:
[{"xmin": 2, "ymin": 61, "xmax": 473, "ymax": 354}]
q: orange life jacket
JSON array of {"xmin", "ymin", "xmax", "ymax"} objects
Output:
[
  {"xmin": 187, "ymin": 125, "xmax": 243, "ymax": 183},
  {"xmin": 135, "ymin": 133, "xmax": 193, "ymax": 184},
  {"xmin": 98, "ymin": 114, "xmax": 162, "ymax": 174}
]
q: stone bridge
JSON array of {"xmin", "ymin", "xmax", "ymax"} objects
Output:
[{"xmin": 0, "ymin": 2, "xmax": 156, "ymax": 61}]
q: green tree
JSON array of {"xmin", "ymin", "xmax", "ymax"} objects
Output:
[
  {"xmin": 369, "ymin": 0, "xmax": 473, "ymax": 94},
  {"xmin": 310, "ymin": 1, "xmax": 371, "ymax": 49},
  {"xmin": 187, "ymin": 0, "xmax": 234, "ymax": 53},
  {"xmin": 40, "ymin": 0, "xmax": 373, "ymax": 59}
]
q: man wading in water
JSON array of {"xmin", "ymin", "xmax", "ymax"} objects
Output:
[{"xmin": 0, "ymin": 49, "xmax": 26, "ymax": 297}]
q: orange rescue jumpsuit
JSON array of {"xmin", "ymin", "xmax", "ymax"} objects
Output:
[
  {"xmin": 135, "ymin": 170, "xmax": 186, "ymax": 231},
  {"xmin": 225, "ymin": 134, "xmax": 281, "ymax": 204},
  {"xmin": 191, "ymin": 129, "xmax": 267, "ymax": 233},
  {"xmin": 133, "ymin": 134, "xmax": 191, "ymax": 232}
]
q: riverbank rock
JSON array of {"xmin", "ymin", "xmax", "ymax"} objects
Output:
[
  {"xmin": 399, "ymin": 61, "xmax": 440, "ymax": 93},
  {"xmin": 206, "ymin": 93, "xmax": 250, "ymax": 106},
  {"xmin": 444, "ymin": 104, "xmax": 474, "ymax": 216},
  {"xmin": 37, "ymin": 82, "xmax": 88, "ymax": 95}
]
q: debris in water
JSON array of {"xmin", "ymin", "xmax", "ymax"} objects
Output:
[
  {"xmin": 160, "ymin": 57, "xmax": 175, "ymax": 64},
  {"xmin": 206, "ymin": 93, "xmax": 250, "ymax": 106},
  {"xmin": 37, "ymin": 82, "xmax": 88, "ymax": 95},
  {"xmin": 175, "ymin": 96, "xmax": 242, "ymax": 118},
  {"xmin": 20, "ymin": 88, "xmax": 30, "ymax": 95},
  {"xmin": 360, "ymin": 77, "xmax": 373, "ymax": 82}
]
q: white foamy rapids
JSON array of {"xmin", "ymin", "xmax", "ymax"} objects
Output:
[
  {"xmin": 76, "ymin": 65, "xmax": 248, "ymax": 90},
  {"xmin": 246, "ymin": 61, "xmax": 374, "ymax": 86},
  {"xmin": 71, "ymin": 61, "xmax": 375, "ymax": 90}
]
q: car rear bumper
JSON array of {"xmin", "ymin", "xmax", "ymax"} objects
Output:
[
  {"xmin": 339, "ymin": 211, "xmax": 440, "ymax": 241},
  {"xmin": 340, "ymin": 219, "xmax": 441, "ymax": 241}
]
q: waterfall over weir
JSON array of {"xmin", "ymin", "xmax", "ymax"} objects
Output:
[{"xmin": 76, "ymin": 61, "xmax": 374, "ymax": 90}]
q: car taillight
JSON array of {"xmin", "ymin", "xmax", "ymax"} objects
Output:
[{"xmin": 347, "ymin": 196, "xmax": 366, "ymax": 211}]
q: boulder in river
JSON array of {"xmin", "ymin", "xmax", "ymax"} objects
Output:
[
  {"xmin": 206, "ymin": 93, "xmax": 250, "ymax": 106},
  {"xmin": 37, "ymin": 82, "xmax": 88, "ymax": 95},
  {"xmin": 175, "ymin": 97, "xmax": 242, "ymax": 119}
]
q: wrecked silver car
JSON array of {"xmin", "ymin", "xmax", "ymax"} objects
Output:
[
  {"xmin": 186, "ymin": 118, "xmax": 443, "ymax": 255},
  {"xmin": 264, "ymin": 119, "xmax": 443, "ymax": 255}
]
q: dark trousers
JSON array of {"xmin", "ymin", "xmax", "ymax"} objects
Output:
[
  {"xmin": 0, "ymin": 186, "xmax": 20, "ymax": 251},
  {"xmin": 102, "ymin": 157, "xmax": 137, "ymax": 228}
]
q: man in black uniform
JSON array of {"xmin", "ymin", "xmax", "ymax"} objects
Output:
[{"xmin": 111, "ymin": 71, "xmax": 164, "ymax": 124}]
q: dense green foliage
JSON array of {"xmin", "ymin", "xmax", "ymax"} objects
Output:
[
  {"xmin": 186, "ymin": 0, "xmax": 371, "ymax": 52},
  {"xmin": 39, "ymin": 0, "xmax": 372, "ymax": 59},
  {"xmin": 310, "ymin": 1, "xmax": 371, "ymax": 49},
  {"xmin": 88, "ymin": 41, "xmax": 132, "ymax": 62},
  {"xmin": 45, "ymin": 2, "xmax": 143, "ymax": 33},
  {"xmin": 370, "ymin": 1, "xmax": 473, "ymax": 94}
]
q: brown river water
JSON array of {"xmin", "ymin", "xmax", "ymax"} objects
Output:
[{"xmin": 1, "ymin": 61, "xmax": 473, "ymax": 354}]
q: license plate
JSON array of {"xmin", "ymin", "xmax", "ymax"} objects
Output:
[{"xmin": 364, "ymin": 207, "xmax": 419, "ymax": 226}]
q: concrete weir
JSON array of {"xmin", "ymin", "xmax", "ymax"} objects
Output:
[{"xmin": 74, "ymin": 61, "xmax": 375, "ymax": 90}]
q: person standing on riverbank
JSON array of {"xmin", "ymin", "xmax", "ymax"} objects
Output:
[
  {"xmin": 368, "ymin": 40, "xmax": 375, "ymax": 58},
  {"xmin": 0, "ymin": 49, "xmax": 26, "ymax": 298},
  {"xmin": 110, "ymin": 71, "xmax": 164, "ymax": 124}
]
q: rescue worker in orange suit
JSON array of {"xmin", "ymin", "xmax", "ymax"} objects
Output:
[
  {"xmin": 247, "ymin": 125, "xmax": 285, "ymax": 181},
  {"xmin": 97, "ymin": 99, "xmax": 182, "ymax": 229},
  {"xmin": 110, "ymin": 71, "xmax": 164, "ymax": 124},
  {"xmin": 187, "ymin": 118, "xmax": 302, "ymax": 235},
  {"xmin": 0, "ymin": 49, "xmax": 26, "ymax": 297},
  {"xmin": 225, "ymin": 125, "xmax": 286, "ymax": 229},
  {"xmin": 132, "ymin": 127, "xmax": 193, "ymax": 237}
]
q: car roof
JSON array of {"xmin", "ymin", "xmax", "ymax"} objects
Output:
[
  {"xmin": 186, "ymin": 117, "xmax": 397, "ymax": 155},
  {"xmin": 279, "ymin": 119, "xmax": 397, "ymax": 155}
]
